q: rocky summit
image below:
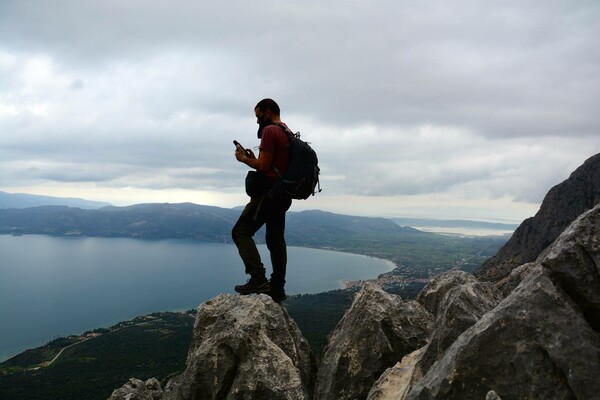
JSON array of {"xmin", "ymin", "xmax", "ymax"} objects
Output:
[{"xmin": 110, "ymin": 156, "xmax": 600, "ymax": 400}]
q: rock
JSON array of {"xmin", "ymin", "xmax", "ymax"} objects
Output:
[
  {"xmin": 369, "ymin": 273, "xmax": 502, "ymax": 399},
  {"xmin": 315, "ymin": 283, "xmax": 433, "ymax": 400},
  {"xmin": 163, "ymin": 294, "xmax": 316, "ymax": 400},
  {"xmin": 108, "ymin": 378, "xmax": 163, "ymax": 400},
  {"xmin": 416, "ymin": 270, "xmax": 479, "ymax": 316},
  {"xmin": 486, "ymin": 390, "xmax": 502, "ymax": 400},
  {"xmin": 405, "ymin": 266, "xmax": 600, "ymax": 399},
  {"xmin": 493, "ymin": 262, "xmax": 538, "ymax": 297},
  {"xmin": 366, "ymin": 347, "xmax": 426, "ymax": 400},
  {"xmin": 418, "ymin": 276, "xmax": 502, "ymax": 372},
  {"xmin": 477, "ymin": 152, "xmax": 600, "ymax": 283},
  {"xmin": 538, "ymin": 203, "xmax": 600, "ymax": 331}
]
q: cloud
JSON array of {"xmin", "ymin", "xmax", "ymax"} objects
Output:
[{"xmin": 1, "ymin": 0, "xmax": 599, "ymax": 220}]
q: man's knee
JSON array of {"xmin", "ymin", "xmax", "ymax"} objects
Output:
[
  {"xmin": 232, "ymin": 224, "xmax": 245, "ymax": 245},
  {"xmin": 232, "ymin": 221, "xmax": 254, "ymax": 245}
]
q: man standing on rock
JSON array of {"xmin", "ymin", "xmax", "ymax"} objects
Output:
[{"xmin": 232, "ymin": 98, "xmax": 292, "ymax": 302}]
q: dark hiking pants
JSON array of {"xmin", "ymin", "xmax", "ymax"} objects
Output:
[{"xmin": 232, "ymin": 194, "xmax": 292, "ymax": 291}]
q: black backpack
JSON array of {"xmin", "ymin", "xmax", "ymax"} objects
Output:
[{"xmin": 274, "ymin": 123, "xmax": 321, "ymax": 200}]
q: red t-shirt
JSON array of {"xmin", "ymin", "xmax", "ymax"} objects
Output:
[{"xmin": 259, "ymin": 124, "xmax": 290, "ymax": 179}]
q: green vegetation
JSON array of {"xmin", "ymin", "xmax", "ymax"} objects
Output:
[
  {"xmin": 0, "ymin": 312, "xmax": 195, "ymax": 400},
  {"xmin": 297, "ymin": 231, "xmax": 508, "ymax": 279}
]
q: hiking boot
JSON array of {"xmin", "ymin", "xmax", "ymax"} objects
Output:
[
  {"xmin": 234, "ymin": 279, "xmax": 271, "ymax": 295},
  {"xmin": 268, "ymin": 290, "xmax": 288, "ymax": 303},
  {"xmin": 267, "ymin": 282, "xmax": 287, "ymax": 303}
]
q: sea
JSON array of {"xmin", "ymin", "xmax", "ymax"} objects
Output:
[{"xmin": 0, "ymin": 234, "xmax": 395, "ymax": 362}]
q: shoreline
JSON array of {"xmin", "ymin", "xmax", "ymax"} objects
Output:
[{"xmin": 0, "ymin": 235, "xmax": 396, "ymax": 364}]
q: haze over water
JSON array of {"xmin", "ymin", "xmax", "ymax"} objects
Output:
[{"xmin": 0, "ymin": 234, "xmax": 394, "ymax": 362}]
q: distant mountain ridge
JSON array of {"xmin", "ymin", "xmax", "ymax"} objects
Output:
[
  {"xmin": 0, "ymin": 203, "xmax": 420, "ymax": 245},
  {"xmin": 390, "ymin": 217, "xmax": 518, "ymax": 230},
  {"xmin": 0, "ymin": 191, "xmax": 111, "ymax": 209}
]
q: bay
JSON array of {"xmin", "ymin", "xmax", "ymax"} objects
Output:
[{"xmin": 0, "ymin": 234, "xmax": 394, "ymax": 362}]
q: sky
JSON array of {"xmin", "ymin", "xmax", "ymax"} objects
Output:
[{"xmin": 1, "ymin": 0, "xmax": 599, "ymax": 223}]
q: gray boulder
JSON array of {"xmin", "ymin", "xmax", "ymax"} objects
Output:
[
  {"xmin": 416, "ymin": 270, "xmax": 478, "ymax": 316},
  {"xmin": 163, "ymin": 294, "xmax": 316, "ymax": 400},
  {"xmin": 369, "ymin": 272, "xmax": 502, "ymax": 400},
  {"xmin": 315, "ymin": 283, "xmax": 433, "ymax": 400},
  {"xmin": 538, "ymin": 203, "xmax": 600, "ymax": 331},
  {"xmin": 366, "ymin": 347, "xmax": 426, "ymax": 400},
  {"xmin": 419, "ymin": 275, "xmax": 502, "ymax": 373},
  {"xmin": 406, "ymin": 265, "xmax": 600, "ymax": 399},
  {"xmin": 493, "ymin": 262, "xmax": 538, "ymax": 297},
  {"xmin": 369, "ymin": 203, "xmax": 600, "ymax": 400},
  {"xmin": 108, "ymin": 378, "xmax": 163, "ymax": 400}
]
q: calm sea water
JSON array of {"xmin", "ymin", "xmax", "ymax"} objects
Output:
[{"xmin": 0, "ymin": 234, "xmax": 394, "ymax": 362}]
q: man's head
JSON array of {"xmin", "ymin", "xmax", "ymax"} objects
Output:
[{"xmin": 255, "ymin": 98, "xmax": 280, "ymax": 138}]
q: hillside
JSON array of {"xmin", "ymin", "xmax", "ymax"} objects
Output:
[
  {"xmin": 0, "ymin": 203, "xmax": 506, "ymax": 278},
  {"xmin": 0, "ymin": 191, "xmax": 111, "ymax": 209},
  {"xmin": 477, "ymin": 152, "xmax": 600, "ymax": 282}
]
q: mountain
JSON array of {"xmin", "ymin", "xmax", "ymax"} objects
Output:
[
  {"xmin": 0, "ymin": 191, "xmax": 111, "ymax": 209},
  {"xmin": 476, "ymin": 152, "xmax": 600, "ymax": 282},
  {"xmin": 107, "ymin": 201, "xmax": 600, "ymax": 400},
  {"xmin": 390, "ymin": 217, "xmax": 518, "ymax": 231},
  {"xmin": 0, "ymin": 203, "xmax": 417, "ymax": 243}
]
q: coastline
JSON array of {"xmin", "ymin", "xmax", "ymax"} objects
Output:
[{"xmin": 0, "ymin": 235, "xmax": 395, "ymax": 364}]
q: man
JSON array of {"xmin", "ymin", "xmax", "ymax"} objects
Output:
[{"xmin": 232, "ymin": 98, "xmax": 292, "ymax": 302}]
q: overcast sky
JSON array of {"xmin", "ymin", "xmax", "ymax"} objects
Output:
[{"xmin": 1, "ymin": 0, "xmax": 599, "ymax": 222}]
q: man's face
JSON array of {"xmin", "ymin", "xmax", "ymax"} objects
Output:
[
  {"xmin": 255, "ymin": 108, "xmax": 272, "ymax": 125},
  {"xmin": 255, "ymin": 108, "xmax": 272, "ymax": 138}
]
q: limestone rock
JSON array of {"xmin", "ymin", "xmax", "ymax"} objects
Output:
[
  {"xmin": 366, "ymin": 347, "xmax": 426, "ymax": 400},
  {"xmin": 405, "ymin": 266, "xmax": 600, "ymax": 399},
  {"xmin": 369, "ymin": 272, "xmax": 502, "ymax": 399},
  {"xmin": 538, "ymin": 203, "xmax": 600, "ymax": 331},
  {"xmin": 108, "ymin": 378, "xmax": 163, "ymax": 400},
  {"xmin": 493, "ymin": 262, "xmax": 538, "ymax": 296},
  {"xmin": 486, "ymin": 390, "xmax": 502, "ymax": 400},
  {"xmin": 477, "ymin": 152, "xmax": 600, "ymax": 283},
  {"xmin": 315, "ymin": 283, "xmax": 433, "ymax": 400},
  {"xmin": 416, "ymin": 270, "xmax": 478, "ymax": 316},
  {"xmin": 419, "ymin": 276, "xmax": 502, "ymax": 372},
  {"xmin": 163, "ymin": 294, "xmax": 316, "ymax": 400}
]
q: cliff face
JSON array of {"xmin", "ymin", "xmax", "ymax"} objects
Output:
[
  {"xmin": 476, "ymin": 152, "xmax": 600, "ymax": 283},
  {"xmin": 109, "ymin": 158, "xmax": 600, "ymax": 400},
  {"xmin": 371, "ymin": 203, "xmax": 600, "ymax": 400}
]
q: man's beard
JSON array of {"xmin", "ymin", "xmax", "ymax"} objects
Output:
[{"xmin": 257, "ymin": 116, "xmax": 273, "ymax": 139}]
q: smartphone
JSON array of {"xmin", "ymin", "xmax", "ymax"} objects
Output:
[{"xmin": 233, "ymin": 140, "xmax": 251, "ymax": 157}]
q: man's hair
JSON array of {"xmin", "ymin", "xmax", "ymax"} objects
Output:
[{"xmin": 255, "ymin": 98, "xmax": 280, "ymax": 116}]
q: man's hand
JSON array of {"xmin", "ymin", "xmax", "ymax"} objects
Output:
[
  {"xmin": 235, "ymin": 145, "xmax": 256, "ymax": 162},
  {"xmin": 236, "ymin": 145, "xmax": 272, "ymax": 172}
]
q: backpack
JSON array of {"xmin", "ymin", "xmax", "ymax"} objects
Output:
[{"xmin": 273, "ymin": 123, "xmax": 321, "ymax": 200}]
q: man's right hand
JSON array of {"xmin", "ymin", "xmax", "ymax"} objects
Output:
[{"xmin": 235, "ymin": 146, "xmax": 256, "ymax": 162}]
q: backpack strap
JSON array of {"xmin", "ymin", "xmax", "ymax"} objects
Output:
[{"xmin": 271, "ymin": 122, "xmax": 293, "ymax": 179}]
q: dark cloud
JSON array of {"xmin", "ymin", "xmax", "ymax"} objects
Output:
[{"xmin": 1, "ymin": 0, "xmax": 599, "ymax": 219}]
